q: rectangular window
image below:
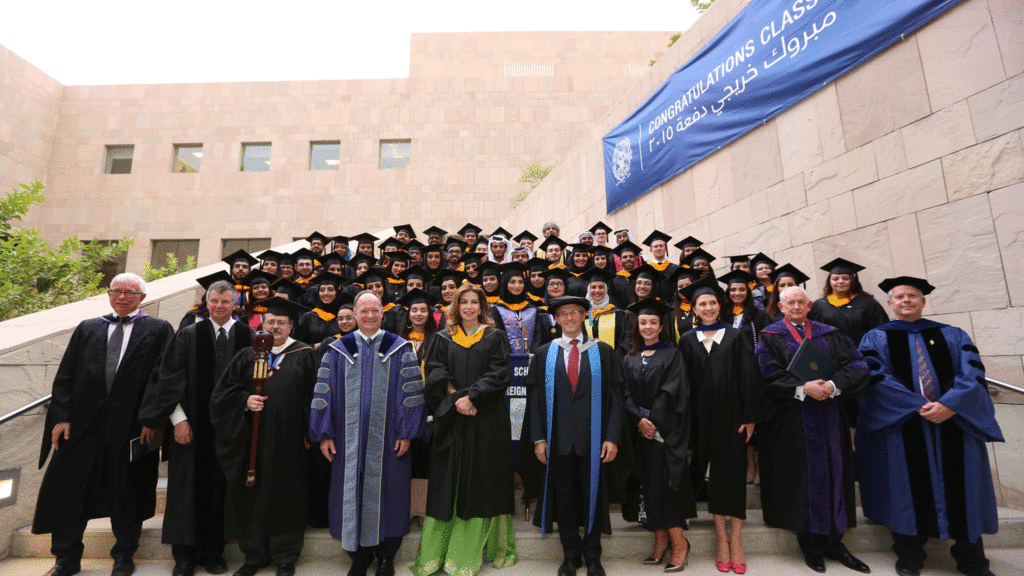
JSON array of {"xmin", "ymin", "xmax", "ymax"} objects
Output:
[
  {"xmin": 240, "ymin": 143, "xmax": 272, "ymax": 172},
  {"xmin": 379, "ymin": 139, "xmax": 411, "ymax": 170},
  {"xmin": 105, "ymin": 145, "xmax": 134, "ymax": 174},
  {"xmin": 221, "ymin": 238, "xmax": 271, "ymax": 258},
  {"xmin": 310, "ymin": 141, "xmax": 340, "ymax": 171},
  {"xmin": 150, "ymin": 239, "xmax": 200, "ymax": 269},
  {"xmin": 83, "ymin": 240, "xmax": 128, "ymax": 289},
  {"xmin": 172, "ymin": 144, "xmax": 202, "ymax": 173}
]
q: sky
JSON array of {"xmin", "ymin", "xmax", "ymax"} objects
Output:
[{"xmin": 1, "ymin": 0, "xmax": 701, "ymax": 86}]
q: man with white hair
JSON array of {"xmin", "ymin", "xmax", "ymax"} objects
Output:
[
  {"xmin": 856, "ymin": 277, "xmax": 1002, "ymax": 576},
  {"xmin": 754, "ymin": 286, "xmax": 870, "ymax": 574},
  {"xmin": 33, "ymin": 273, "xmax": 175, "ymax": 576}
]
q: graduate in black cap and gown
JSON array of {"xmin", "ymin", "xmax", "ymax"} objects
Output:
[
  {"xmin": 808, "ymin": 258, "xmax": 890, "ymax": 347},
  {"xmin": 642, "ymin": 231, "xmax": 679, "ymax": 302},
  {"xmin": 293, "ymin": 272, "xmax": 346, "ymax": 347},
  {"xmin": 180, "ymin": 271, "xmax": 234, "ymax": 330},
  {"xmin": 223, "ymin": 250, "xmax": 260, "ymax": 309},
  {"xmin": 583, "ymin": 267, "xmax": 631, "ymax": 357},
  {"xmin": 763, "ymin": 264, "xmax": 810, "ymax": 323}
]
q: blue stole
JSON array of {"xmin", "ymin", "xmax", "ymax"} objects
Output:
[{"xmin": 542, "ymin": 341, "xmax": 602, "ymax": 535}]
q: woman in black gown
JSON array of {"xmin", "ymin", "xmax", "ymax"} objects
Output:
[
  {"xmin": 762, "ymin": 264, "xmax": 810, "ymax": 323},
  {"xmin": 808, "ymin": 257, "xmax": 889, "ymax": 347},
  {"xmin": 292, "ymin": 271, "xmax": 345, "ymax": 347},
  {"xmin": 677, "ymin": 277, "xmax": 762, "ymax": 575},
  {"xmin": 622, "ymin": 297, "xmax": 695, "ymax": 572}
]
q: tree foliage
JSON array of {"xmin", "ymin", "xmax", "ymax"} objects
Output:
[
  {"xmin": 0, "ymin": 180, "xmax": 134, "ymax": 321},
  {"xmin": 511, "ymin": 163, "xmax": 554, "ymax": 208},
  {"xmin": 650, "ymin": 32, "xmax": 684, "ymax": 66},
  {"xmin": 691, "ymin": 0, "xmax": 715, "ymax": 12},
  {"xmin": 142, "ymin": 252, "xmax": 196, "ymax": 282}
]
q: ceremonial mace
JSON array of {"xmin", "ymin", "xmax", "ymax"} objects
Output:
[{"xmin": 245, "ymin": 331, "xmax": 275, "ymax": 487}]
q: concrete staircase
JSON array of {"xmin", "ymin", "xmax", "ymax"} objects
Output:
[{"xmin": 11, "ymin": 481, "xmax": 1024, "ymax": 563}]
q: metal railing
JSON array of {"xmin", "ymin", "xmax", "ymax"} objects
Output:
[
  {"xmin": 987, "ymin": 377, "xmax": 1024, "ymax": 397},
  {"xmin": 0, "ymin": 394, "xmax": 50, "ymax": 426}
]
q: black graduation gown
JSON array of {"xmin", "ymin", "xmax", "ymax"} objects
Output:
[
  {"xmin": 209, "ymin": 341, "xmax": 319, "ymax": 541},
  {"xmin": 755, "ymin": 327, "xmax": 869, "ymax": 533},
  {"xmin": 137, "ymin": 320, "xmax": 254, "ymax": 544},
  {"xmin": 679, "ymin": 327, "xmax": 762, "ymax": 518},
  {"xmin": 565, "ymin": 270, "xmax": 589, "ymax": 297},
  {"xmin": 654, "ymin": 262, "xmax": 680, "ymax": 302},
  {"xmin": 179, "ymin": 309, "xmax": 203, "ymax": 330},
  {"xmin": 294, "ymin": 308, "xmax": 339, "ymax": 346},
  {"xmin": 33, "ymin": 315, "xmax": 174, "ymax": 534},
  {"xmin": 423, "ymin": 326, "xmax": 515, "ymax": 521},
  {"xmin": 809, "ymin": 294, "xmax": 890, "ymax": 347},
  {"xmin": 609, "ymin": 274, "xmax": 633, "ymax": 309},
  {"xmin": 621, "ymin": 346, "xmax": 696, "ymax": 529}
]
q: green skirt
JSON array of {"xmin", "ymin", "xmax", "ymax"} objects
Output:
[{"xmin": 409, "ymin": 512, "xmax": 517, "ymax": 576}]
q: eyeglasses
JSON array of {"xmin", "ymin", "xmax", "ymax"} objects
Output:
[
  {"xmin": 263, "ymin": 319, "xmax": 291, "ymax": 327},
  {"xmin": 548, "ymin": 281, "xmax": 565, "ymax": 288},
  {"xmin": 556, "ymin": 310, "xmax": 583, "ymax": 318},
  {"xmin": 108, "ymin": 289, "xmax": 142, "ymax": 297}
]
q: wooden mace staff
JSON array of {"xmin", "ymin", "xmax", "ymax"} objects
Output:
[{"xmin": 245, "ymin": 331, "xmax": 275, "ymax": 487}]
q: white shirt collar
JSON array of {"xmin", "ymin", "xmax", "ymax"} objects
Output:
[
  {"xmin": 358, "ymin": 329, "xmax": 384, "ymax": 343},
  {"xmin": 698, "ymin": 328, "xmax": 727, "ymax": 346},
  {"xmin": 271, "ymin": 337, "xmax": 295, "ymax": 354},
  {"xmin": 212, "ymin": 317, "xmax": 236, "ymax": 332},
  {"xmin": 113, "ymin": 309, "xmax": 142, "ymax": 320}
]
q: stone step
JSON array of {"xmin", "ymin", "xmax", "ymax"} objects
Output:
[{"xmin": 12, "ymin": 508, "xmax": 1024, "ymax": 561}]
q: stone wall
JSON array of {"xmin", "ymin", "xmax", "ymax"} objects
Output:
[{"xmin": 503, "ymin": 0, "xmax": 1024, "ymax": 504}]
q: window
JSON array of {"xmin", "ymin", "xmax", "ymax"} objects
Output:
[
  {"xmin": 379, "ymin": 140, "xmax": 411, "ymax": 170},
  {"xmin": 310, "ymin": 141, "xmax": 340, "ymax": 171},
  {"xmin": 172, "ymin": 144, "xmax": 202, "ymax": 173},
  {"xmin": 222, "ymin": 238, "xmax": 271, "ymax": 258},
  {"xmin": 150, "ymin": 239, "xmax": 200, "ymax": 269},
  {"xmin": 105, "ymin": 145, "xmax": 134, "ymax": 174},
  {"xmin": 83, "ymin": 240, "xmax": 128, "ymax": 288},
  {"xmin": 241, "ymin": 143, "xmax": 272, "ymax": 172}
]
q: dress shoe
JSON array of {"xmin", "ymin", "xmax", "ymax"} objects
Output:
[
  {"xmin": 275, "ymin": 564, "xmax": 295, "ymax": 576},
  {"xmin": 172, "ymin": 561, "xmax": 197, "ymax": 576},
  {"xmin": 232, "ymin": 564, "xmax": 265, "ymax": 576},
  {"xmin": 204, "ymin": 557, "xmax": 229, "ymax": 575},
  {"xmin": 956, "ymin": 568, "xmax": 995, "ymax": 576},
  {"xmin": 44, "ymin": 562, "xmax": 81, "ymax": 576},
  {"xmin": 557, "ymin": 556, "xmax": 582, "ymax": 576},
  {"xmin": 665, "ymin": 537, "xmax": 690, "ymax": 572},
  {"xmin": 826, "ymin": 550, "xmax": 870, "ymax": 573},
  {"xmin": 584, "ymin": 557, "xmax": 606, "ymax": 576},
  {"xmin": 111, "ymin": 559, "xmax": 136, "ymax": 576},
  {"xmin": 374, "ymin": 556, "xmax": 395, "ymax": 576},
  {"xmin": 642, "ymin": 549, "xmax": 669, "ymax": 565},
  {"xmin": 894, "ymin": 562, "xmax": 919, "ymax": 576},
  {"xmin": 346, "ymin": 560, "xmax": 371, "ymax": 576},
  {"xmin": 804, "ymin": 556, "xmax": 826, "ymax": 573}
]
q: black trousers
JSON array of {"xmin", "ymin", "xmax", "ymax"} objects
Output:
[
  {"xmin": 238, "ymin": 530, "xmax": 304, "ymax": 566},
  {"xmin": 171, "ymin": 541, "xmax": 226, "ymax": 565},
  {"xmin": 51, "ymin": 516, "xmax": 141, "ymax": 564},
  {"xmin": 550, "ymin": 451, "xmax": 602, "ymax": 561},
  {"xmin": 796, "ymin": 532, "xmax": 846, "ymax": 559},
  {"xmin": 347, "ymin": 536, "xmax": 404, "ymax": 567},
  {"xmin": 892, "ymin": 532, "xmax": 989, "ymax": 573}
]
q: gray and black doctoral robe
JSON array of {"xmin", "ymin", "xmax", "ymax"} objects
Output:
[
  {"xmin": 308, "ymin": 331, "xmax": 426, "ymax": 551},
  {"xmin": 138, "ymin": 319, "xmax": 254, "ymax": 545},
  {"xmin": 210, "ymin": 340, "xmax": 319, "ymax": 541},
  {"xmin": 33, "ymin": 313, "xmax": 174, "ymax": 534}
]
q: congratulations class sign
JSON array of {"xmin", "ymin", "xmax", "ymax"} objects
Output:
[{"xmin": 603, "ymin": 0, "xmax": 964, "ymax": 213}]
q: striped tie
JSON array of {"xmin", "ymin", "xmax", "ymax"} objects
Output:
[
  {"xmin": 916, "ymin": 336, "xmax": 937, "ymax": 402},
  {"xmin": 568, "ymin": 339, "xmax": 580, "ymax": 393}
]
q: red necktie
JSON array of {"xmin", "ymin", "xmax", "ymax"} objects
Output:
[{"xmin": 568, "ymin": 339, "xmax": 580, "ymax": 393}]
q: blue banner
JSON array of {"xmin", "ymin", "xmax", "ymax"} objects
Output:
[{"xmin": 603, "ymin": 0, "xmax": 963, "ymax": 213}]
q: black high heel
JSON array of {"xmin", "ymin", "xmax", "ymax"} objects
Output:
[
  {"xmin": 664, "ymin": 537, "xmax": 690, "ymax": 572},
  {"xmin": 642, "ymin": 549, "xmax": 669, "ymax": 565}
]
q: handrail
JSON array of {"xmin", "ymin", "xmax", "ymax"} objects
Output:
[
  {"xmin": 0, "ymin": 394, "xmax": 51, "ymax": 426},
  {"xmin": 987, "ymin": 377, "xmax": 1024, "ymax": 397}
]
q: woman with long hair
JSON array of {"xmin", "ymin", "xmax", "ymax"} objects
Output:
[
  {"xmin": 748, "ymin": 253, "xmax": 777, "ymax": 310},
  {"xmin": 678, "ymin": 277, "xmax": 762, "ymax": 574},
  {"xmin": 431, "ymin": 269, "xmax": 465, "ymax": 311},
  {"xmin": 565, "ymin": 243, "xmax": 593, "ymax": 297},
  {"xmin": 241, "ymin": 270, "xmax": 277, "ymax": 330},
  {"xmin": 411, "ymin": 284, "xmax": 517, "ymax": 576},
  {"xmin": 808, "ymin": 258, "xmax": 890, "ymax": 347},
  {"xmin": 622, "ymin": 297, "xmax": 695, "ymax": 572},
  {"xmin": 763, "ymin": 264, "xmax": 810, "ymax": 322}
]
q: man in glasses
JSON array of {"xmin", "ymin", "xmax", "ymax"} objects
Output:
[{"xmin": 33, "ymin": 273, "xmax": 174, "ymax": 576}]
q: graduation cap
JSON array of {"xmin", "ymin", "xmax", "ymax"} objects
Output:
[
  {"xmin": 243, "ymin": 269, "xmax": 278, "ymax": 287},
  {"xmin": 491, "ymin": 226, "xmax": 513, "ymax": 239},
  {"xmin": 547, "ymin": 296, "xmax": 590, "ymax": 314},
  {"xmin": 457, "ymin": 223, "xmax": 483, "ymax": 236},
  {"xmin": 444, "ymin": 238, "xmax": 468, "ymax": 252},
  {"xmin": 513, "ymin": 230, "xmax": 538, "ymax": 244},
  {"xmin": 305, "ymin": 231, "xmax": 330, "ymax": 246},
  {"xmin": 459, "ymin": 252, "xmax": 485, "ymax": 266},
  {"xmin": 525, "ymin": 257, "xmax": 552, "ymax": 273},
  {"xmin": 681, "ymin": 248, "xmax": 716, "ymax": 267},
  {"xmin": 591, "ymin": 245, "xmax": 615, "ymax": 258},
  {"xmin": 477, "ymin": 261, "xmax": 501, "ymax": 278},
  {"xmin": 334, "ymin": 291, "xmax": 355, "ymax": 308},
  {"xmin": 378, "ymin": 237, "xmax": 404, "ymax": 254},
  {"xmin": 278, "ymin": 252, "xmax": 295, "ymax": 267},
  {"xmin": 269, "ymin": 278, "xmax": 304, "ymax": 300},
  {"xmin": 330, "ymin": 235, "xmax": 350, "ymax": 246},
  {"xmin": 583, "ymin": 266, "xmax": 617, "ymax": 286},
  {"xmin": 393, "ymin": 224, "xmax": 417, "ymax": 239},
  {"xmin": 717, "ymin": 269, "xmax": 755, "ymax": 287},
  {"xmin": 422, "ymin": 225, "xmax": 448, "ymax": 239},
  {"xmin": 291, "ymin": 247, "xmax": 316, "ymax": 263},
  {"xmin": 668, "ymin": 266, "xmax": 701, "ymax": 286},
  {"xmin": 820, "ymin": 257, "xmax": 866, "ymax": 276},
  {"xmin": 468, "ymin": 239, "xmax": 489, "ymax": 253},
  {"xmin": 542, "ymin": 267, "xmax": 571, "ymax": 282},
  {"xmin": 318, "ymin": 252, "xmax": 346, "ymax": 269},
  {"xmin": 399, "ymin": 265, "xmax": 432, "ymax": 282},
  {"xmin": 431, "ymin": 269, "xmax": 467, "ymax": 288},
  {"xmin": 196, "ymin": 270, "xmax": 234, "ymax": 290},
  {"xmin": 749, "ymin": 252, "xmax": 778, "ymax": 271},
  {"xmin": 351, "ymin": 232, "xmax": 379, "ymax": 247},
  {"xmin": 627, "ymin": 297, "xmax": 673, "ymax": 317},
  {"xmin": 589, "ymin": 221, "xmax": 613, "ymax": 235},
  {"xmin": 770, "ymin": 264, "xmax": 810, "ymax": 285},
  {"xmin": 347, "ymin": 253, "xmax": 378, "ymax": 269},
  {"xmin": 613, "ymin": 240, "xmax": 642, "ymax": 256},
  {"xmin": 421, "ymin": 243, "xmax": 444, "ymax": 255},
  {"xmin": 354, "ymin": 266, "xmax": 397, "ymax": 286},
  {"xmin": 673, "ymin": 236, "xmax": 703, "ymax": 251},
  {"xmin": 727, "ymin": 254, "xmax": 753, "ymax": 265},
  {"xmin": 498, "ymin": 261, "xmax": 529, "ymax": 277},
  {"xmin": 255, "ymin": 296, "xmax": 309, "ymax": 323},
  {"xmin": 403, "ymin": 239, "xmax": 426, "ymax": 253},
  {"xmin": 680, "ymin": 275, "xmax": 724, "ymax": 303},
  {"xmin": 398, "ymin": 287, "xmax": 440, "ymax": 309},
  {"xmin": 567, "ymin": 243, "xmax": 594, "ymax": 254},
  {"xmin": 385, "ymin": 250, "xmax": 412, "ymax": 264},
  {"xmin": 313, "ymin": 271, "xmax": 346, "ymax": 288},
  {"xmin": 538, "ymin": 235, "xmax": 568, "ymax": 251},
  {"xmin": 642, "ymin": 230, "xmax": 672, "ymax": 246},
  {"xmin": 878, "ymin": 276, "xmax": 935, "ymax": 296},
  {"xmin": 257, "ymin": 249, "xmax": 284, "ymax": 264},
  {"xmin": 222, "ymin": 249, "xmax": 258, "ymax": 267},
  {"xmin": 631, "ymin": 263, "xmax": 664, "ymax": 283}
]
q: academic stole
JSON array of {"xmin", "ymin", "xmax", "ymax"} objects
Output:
[{"xmin": 541, "ymin": 342, "xmax": 601, "ymax": 535}]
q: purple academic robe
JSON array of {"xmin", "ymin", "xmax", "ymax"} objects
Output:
[{"xmin": 309, "ymin": 331, "xmax": 426, "ymax": 551}]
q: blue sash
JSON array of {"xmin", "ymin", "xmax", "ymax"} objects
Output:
[{"xmin": 542, "ymin": 342, "xmax": 602, "ymax": 534}]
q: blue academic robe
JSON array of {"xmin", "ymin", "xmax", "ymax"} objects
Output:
[
  {"xmin": 856, "ymin": 320, "xmax": 1003, "ymax": 542},
  {"xmin": 309, "ymin": 331, "xmax": 426, "ymax": 551}
]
